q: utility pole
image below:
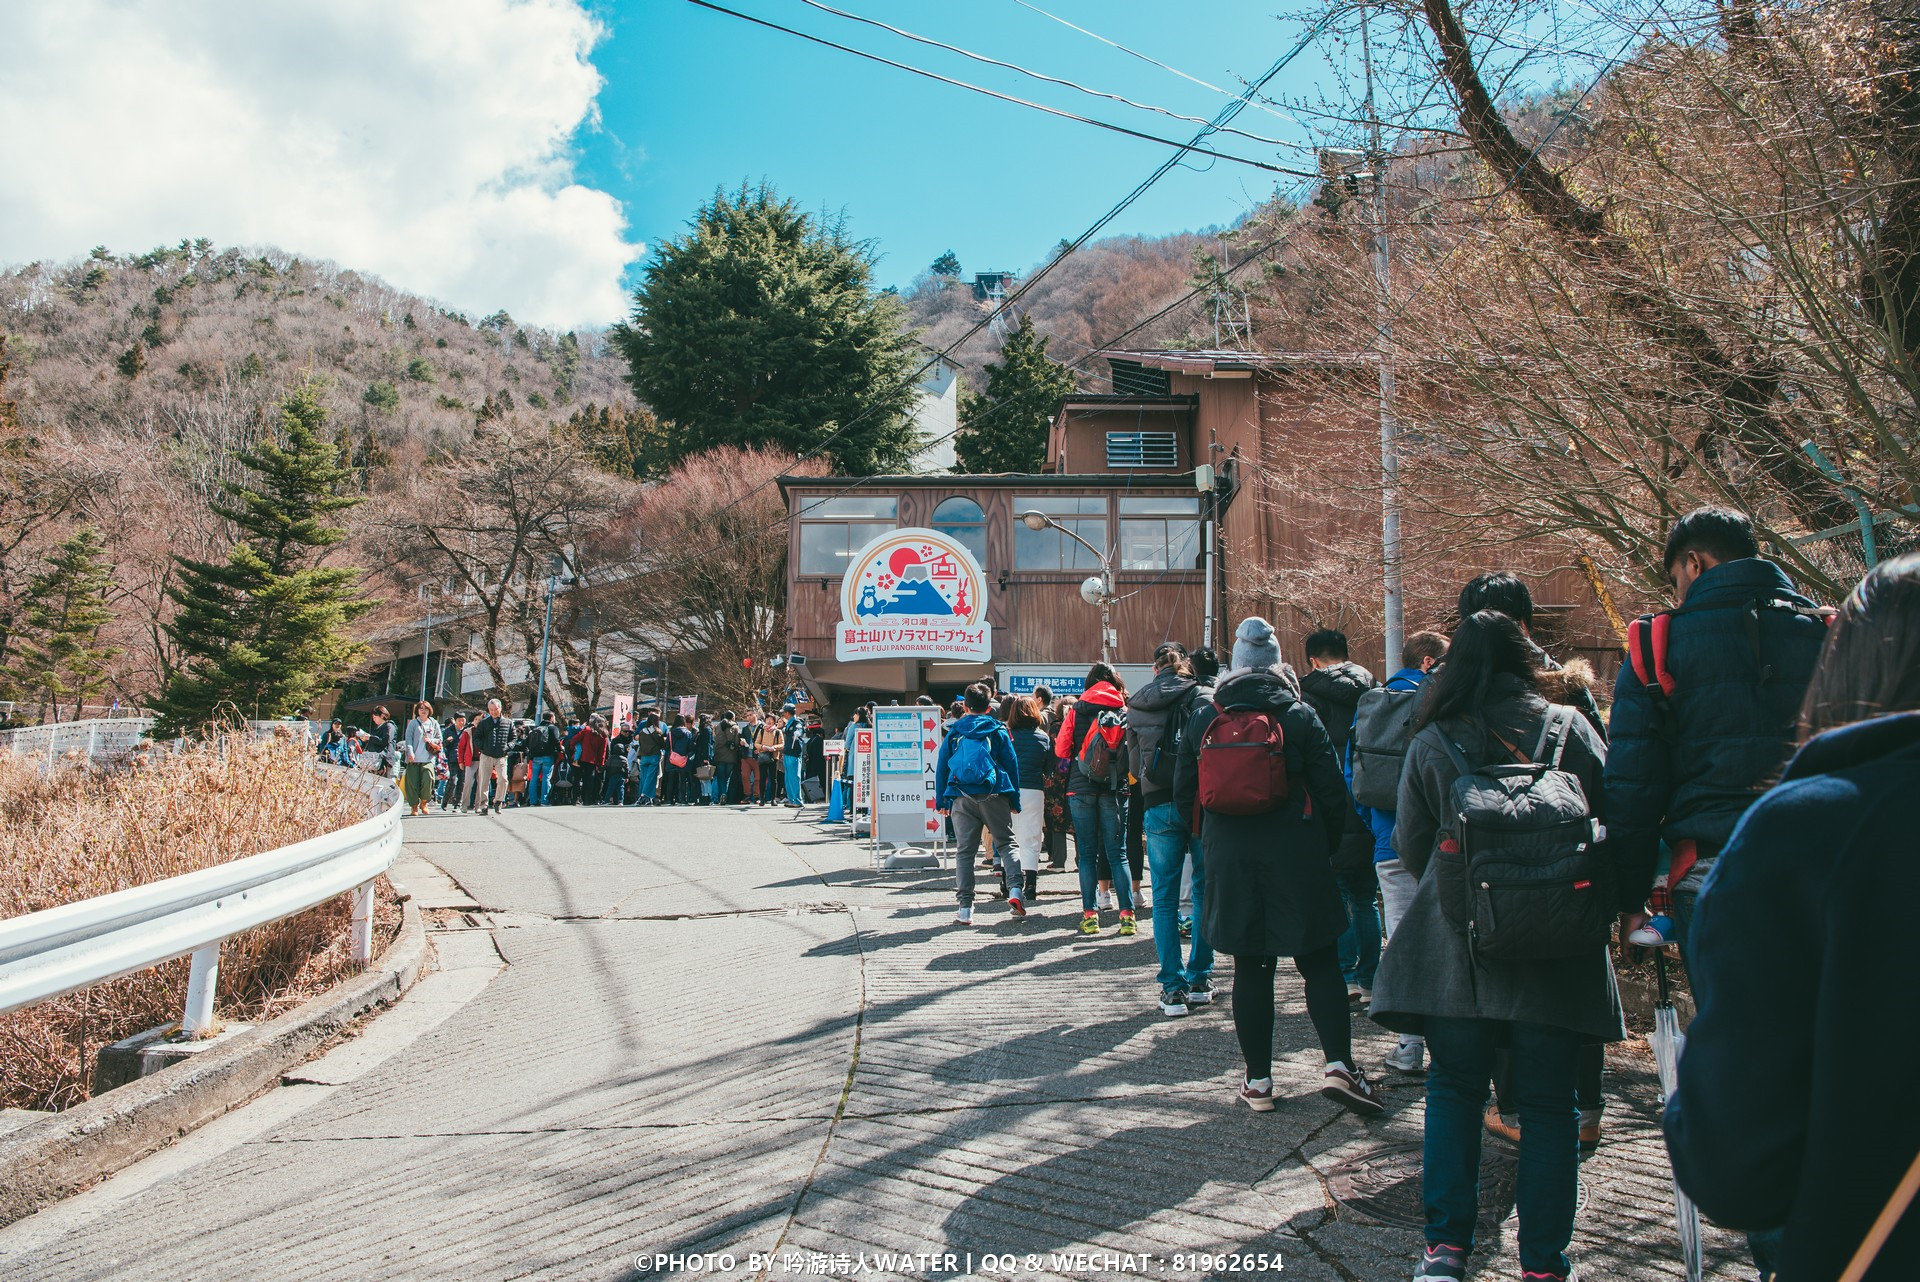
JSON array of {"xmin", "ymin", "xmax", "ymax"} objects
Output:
[
  {"xmin": 1360, "ymin": 6, "xmax": 1404, "ymax": 673},
  {"xmin": 419, "ymin": 589, "xmax": 434, "ymax": 703},
  {"xmin": 533, "ymin": 556, "xmax": 565, "ymax": 723}
]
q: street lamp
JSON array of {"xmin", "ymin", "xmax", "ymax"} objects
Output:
[
  {"xmin": 1019, "ymin": 509, "xmax": 1116, "ymax": 663},
  {"xmin": 533, "ymin": 553, "xmax": 572, "ymax": 723}
]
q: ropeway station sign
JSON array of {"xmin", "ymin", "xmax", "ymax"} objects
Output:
[{"xmin": 835, "ymin": 528, "xmax": 991, "ymax": 663}]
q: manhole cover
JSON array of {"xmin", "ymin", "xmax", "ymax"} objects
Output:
[{"xmin": 1326, "ymin": 1143, "xmax": 1586, "ymax": 1232}]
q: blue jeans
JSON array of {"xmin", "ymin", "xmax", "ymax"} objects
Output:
[
  {"xmin": 637, "ymin": 754, "xmax": 660, "ymax": 802},
  {"xmin": 1334, "ymin": 864, "xmax": 1381, "ymax": 990},
  {"xmin": 1069, "ymin": 791, "xmax": 1131, "ymax": 912},
  {"xmin": 528, "ymin": 756, "xmax": 555, "ymax": 806},
  {"xmin": 714, "ymin": 761, "xmax": 737, "ymax": 803},
  {"xmin": 1424, "ymin": 1016, "xmax": 1581, "ymax": 1277},
  {"xmin": 784, "ymin": 755, "xmax": 803, "ymax": 804},
  {"xmin": 1145, "ymin": 802, "xmax": 1209, "ymax": 989}
]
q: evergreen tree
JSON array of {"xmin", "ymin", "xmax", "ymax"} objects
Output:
[
  {"xmin": 612, "ymin": 183, "xmax": 921, "ymax": 475},
  {"xmin": 953, "ymin": 316, "xmax": 1078, "ymax": 473},
  {"xmin": 153, "ymin": 383, "xmax": 372, "ymax": 735},
  {"xmin": 10, "ymin": 525, "xmax": 117, "ymax": 722},
  {"xmin": 930, "ymin": 250, "xmax": 962, "ymax": 278}
]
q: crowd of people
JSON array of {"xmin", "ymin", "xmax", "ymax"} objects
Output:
[
  {"xmin": 925, "ymin": 506, "xmax": 1916, "ymax": 1282},
  {"xmin": 313, "ymin": 504, "xmax": 1915, "ymax": 1282},
  {"xmin": 318, "ymin": 699, "xmax": 839, "ymax": 813}
]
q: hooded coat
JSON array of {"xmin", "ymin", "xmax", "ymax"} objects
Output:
[
  {"xmin": 1370, "ymin": 674, "xmax": 1625, "ymax": 1043},
  {"xmin": 1301, "ymin": 660, "xmax": 1381, "ymax": 877},
  {"xmin": 935, "ymin": 712, "xmax": 1021, "ymax": 808},
  {"xmin": 1054, "ymin": 682, "xmax": 1128, "ymax": 794},
  {"xmin": 1172, "ymin": 668, "xmax": 1351, "ymax": 957},
  {"xmin": 1664, "ymin": 711, "xmax": 1920, "ymax": 1282}
]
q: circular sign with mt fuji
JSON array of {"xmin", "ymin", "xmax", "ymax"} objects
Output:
[{"xmin": 835, "ymin": 527, "xmax": 992, "ymax": 662}]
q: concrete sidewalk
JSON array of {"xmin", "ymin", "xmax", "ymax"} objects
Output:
[{"xmin": 0, "ymin": 803, "xmax": 1750, "ymax": 1281}]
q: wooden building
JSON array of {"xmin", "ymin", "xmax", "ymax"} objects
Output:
[{"xmin": 779, "ymin": 349, "xmax": 1619, "ymax": 711}]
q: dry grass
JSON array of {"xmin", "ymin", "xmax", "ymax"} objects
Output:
[{"xmin": 0, "ymin": 733, "xmax": 399, "ymax": 1111}]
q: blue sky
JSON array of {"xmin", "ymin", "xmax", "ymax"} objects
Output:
[{"xmin": 581, "ymin": 0, "xmax": 1360, "ymax": 294}]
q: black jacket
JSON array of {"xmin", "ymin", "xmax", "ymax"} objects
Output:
[
  {"xmin": 1173, "ymin": 668, "xmax": 1351, "ymax": 957},
  {"xmin": 523, "ymin": 722, "xmax": 561, "ymax": 760},
  {"xmin": 471, "ymin": 714, "xmax": 513, "ymax": 759},
  {"xmin": 1605, "ymin": 557, "xmax": 1827, "ymax": 901},
  {"xmin": 1126, "ymin": 669, "xmax": 1199, "ymax": 810},
  {"xmin": 1300, "ymin": 660, "xmax": 1377, "ymax": 756},
  {"xmin": 1665, "ymin": 712, "xmax": 1920, "ymax": 1282},
  {"xmin": 1008, "ymin": 726, "xmax": 1055, "ymax": 793}
]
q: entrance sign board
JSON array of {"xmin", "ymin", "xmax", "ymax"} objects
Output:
[
  {"xmin": 836, "ymin": 528, "xmax": 991, "ymax": 663},
  {"xmin": 872, "ymin": 706, "xmax": 941, "ymax": 844}
]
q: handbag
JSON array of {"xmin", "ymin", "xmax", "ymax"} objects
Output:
[
  {"xmin": 695, "ymin": 762, "xmax": 716, "ymax": 781},
  {"xmin": 669, "ymin": 751, "xmax": 689, "ymax": 769}
]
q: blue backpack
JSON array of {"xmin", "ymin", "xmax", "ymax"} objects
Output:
[{"xmin": 947, "ymin": 732, "xmax": 1003, "ymax": 793}]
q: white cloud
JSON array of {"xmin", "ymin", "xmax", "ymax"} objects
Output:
[{"xmin": 0, "ymin": 0, "xmax": 642, "ymax": 327}]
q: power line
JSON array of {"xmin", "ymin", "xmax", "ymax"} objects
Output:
[
  {"xmin": 795, "ymin": 0, "xmax": 1295, "ymax": 149},
  {"xmin": 682, "ymin": 0, "xmax": 1313, "ymax": 177}
]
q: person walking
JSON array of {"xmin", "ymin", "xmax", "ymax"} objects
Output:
[
  {"xmin": 712, "ymin": 711, "xmax": 743, "ymax": 804},
  {"xmin": 1299, "ymin": 628, "xmax": 1382, "ymax": 1005},
  {"xmin": 1370, "ymin": 611, "xmax": 1619, "ymax": 1282},
  {"xmin": 607, "ymin": 718, "xmax": 635, "ymax": 805},
  {"xmin": 1664, "ymin": 553, "xmax": 1920, "ymax": 1282},
  {"xmin": 935, "ymin": 683, "xmax": 1021, "ymax": 927},
  {"xmin": 1349, "ymin": 630, "xmax": 1449, "ymax": 1075},
  {"xmin": 522, "ymin": 711, "xmax": 560, "ymax": 806},
  {"xmin": 631, "ymin": 711, "xmax": 665, "ymax": 804},
  {"xmin": 571, "ymin": 715, "xmax": 608, "ymax": 805},
  {"xmin": 739, "ymin": 712, "xmax": 762, "ymax": 804},
  {"xmin": 1055, "ymin": 664, "xmax": 1135, "ymax": 936},
  {"xmin": 461, "ymin": 699, "xmax": 514, "ymax": 814},
  {"xmin": 1004, "ymin": 696, "xmax": 1054, "ymax": 917},
  {"xmin": 664, "ymin": 713, "xmax": 695, "ymax": 805},
  {"xmin": 781, "ymin": 705, "xmax": 805, "ymax": 807},
  {"xmin": 439, "ymin": 711, "xmax": 468, "ymax": 812},
  {"xmin": 754, "ymin": 711, "xmax": 784, "ymax": 804},
  {"xmin": 1128, "ymin": 644, "xmax": 1213, "ymax": 1017},
  {"xmin": 401, "ymin": 700, "xmax": 441, "ymax": 816},
  {"xmin": 1173, "ymin": 616, "xmax": 1382, "ymax": 1122},
  {"xmin": 364, "ymin": 706, "xmax": 398, "ymax": 777},
  {"xmin": 1032, "ymin": 686, "xmax": 1071, "ymax": 869}
]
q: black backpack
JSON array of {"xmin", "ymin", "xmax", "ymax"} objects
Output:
[
  {"xmin": 1426, "ymin": 707, "xmax": 1611, "ymax": 962},
  {"xmin": 1349, "ymin": 678, "xmax": 1422, "ymax": 810}
]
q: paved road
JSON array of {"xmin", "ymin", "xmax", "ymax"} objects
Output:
[{"xmin": 0, "ymin": 804, "xmax": 1749, "ymax": 1280}]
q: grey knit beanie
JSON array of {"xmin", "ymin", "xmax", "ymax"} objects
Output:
[{"xmin": 1231, "ymin": 616, "xmax": 1281, "ymax": 672}]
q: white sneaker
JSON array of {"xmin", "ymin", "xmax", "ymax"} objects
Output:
[
  {"xmin": 1384, "ymin": 1038, "xmax": 1426, "ymax": 1075},
  {"xmin": 1096, "ymin": 888, "xmax": 1114, "ymax": 911},
  {"xmin": 953, "ymin": 905, "xmax": 974, "ymax": 926}
]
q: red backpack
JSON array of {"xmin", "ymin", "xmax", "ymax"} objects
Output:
[{"xmin": 1197, "ymin": 703, "xmax": 1290, "ymax": 815}]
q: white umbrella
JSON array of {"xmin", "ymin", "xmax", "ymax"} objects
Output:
[{"xmin": 1651, "ymin": 950, "xmax": 1704, "ymax": 1282}]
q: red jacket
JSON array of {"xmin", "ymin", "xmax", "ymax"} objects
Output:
[
  {"xmin": 577, "ymin": 726, "xmax": 609, "ymax": 767},
  {"xmin": 1053, "ymin": 682, "xmax": 1127, "ymax": 762},
  {"xmin": 456, "ymin": 727, "xmax": 474, "ymax": 769}
]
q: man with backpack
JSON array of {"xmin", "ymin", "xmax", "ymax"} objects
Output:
[
  {"xmin": 935, "ymin": 683, "xmax": 1022, "ymax": 926},
  {"xmin": 1347, "ymin": 630, "xmax": 1449, "ymax": 1074},
  {"xmin": 522, "ymin": 711, "xmax": 562, "ymax": 806},
  {"xmin": 1128, "ymin": 643, "xmax": 1212, "ymax": 1016},
  {"xmin": 1299, "ymin": 629, "xmax": 1382, "ymax": 1004},
  {"xmin": 1607, "ymin": 507, "xmax": 1829, "ymax": 959}
]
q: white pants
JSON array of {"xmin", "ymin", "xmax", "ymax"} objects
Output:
[{"xmin": 1008, "ymin": 789, "xmax": 1044, "ymax": 871}]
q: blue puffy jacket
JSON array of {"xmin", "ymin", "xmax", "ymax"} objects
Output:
[
  {"xmin": 935, "ymin": 713, "xmax": 1020, "ymax": 809},
  {"xmin": 1603, "ymin": 557, "xmax": 1827, "ymax": 904}
]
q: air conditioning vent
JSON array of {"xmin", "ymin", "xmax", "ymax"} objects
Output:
[{"xmin": 1105, "ymin": 431, "xmax": 1179, "ymax": 469}]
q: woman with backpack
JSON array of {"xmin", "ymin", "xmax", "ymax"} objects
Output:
[
  {"xmin": 1005, "ymin": 696, "xmax": 1055, "ymax": 917},
  {"xmin": 1053, "ymin": 663, "xmax": 1135, "ymax": 936},
  {"xmin": 1370, "ymin": 610, "xmax": 1619, "ymax": 1282},
  {"xmin": 1664, "ymin": 553, "xmax": 1920, "ymax": 1282},
  {"xmin": 1173, "ymin": 617, "xmax": 1383, "ymax": 1122}
]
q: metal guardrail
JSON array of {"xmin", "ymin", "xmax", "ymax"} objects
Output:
[{"xmin": 0, "ymin": 767, "xmax": 403, "ymax": 1033}]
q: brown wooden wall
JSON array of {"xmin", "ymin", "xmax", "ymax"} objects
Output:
[{"xmin": 786, "ymin": 482, "xmax": 1206, "ymax": 667}]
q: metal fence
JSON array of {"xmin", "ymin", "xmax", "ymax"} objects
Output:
[
  {"xmin": 0, "ymin": 717, "xmax": 321, "ymax": 776},
  {"xmin": 0, "ymin": 766, "xmax": 403, "ymax": 1033}
]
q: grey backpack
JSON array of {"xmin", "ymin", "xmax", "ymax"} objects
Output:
[
  {"xmin": 1349, "ymin": 681, "xmax": 1423, "ymax": 810},
  {"xmin": 1427, "ymin": 707, "xmax": 1612, "ymax": 962}
]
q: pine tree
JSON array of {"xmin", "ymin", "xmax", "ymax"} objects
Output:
[
  {"xmin": 153, "ymin": 383, "xmax": 373, "ymax": 735},
  {"xmin": 954, "ymin": 316, "xmax": 1078, "ymax": 473},
  {"xmin": 930, "ymin": 250, "xmax": 962, "ymax": 278},
  {"xmin": 613, "ymin": 183, "xmax": 921, "ymax": 475},
  {"xmin": 10, "ymin": 526, "xmax": 117, "ymax": 722}
]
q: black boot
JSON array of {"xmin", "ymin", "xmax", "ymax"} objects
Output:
[
  {"xmin": 996, "ymin": 868, "xmax": 1010, "ymax": 900},
  {"xmin": 1023, "ymin": 869, "xmax": 1039, "ymax": 903}
]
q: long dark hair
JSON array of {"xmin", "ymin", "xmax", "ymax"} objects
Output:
[
  {"xmin": 1799, "ymin": 552, "xmax": 1920, "ymax": 740},
  {"xmin": 1414, "ymin": 610, "xmax": 1540, "ymax": 732},
  {"xmin": 1085, "ymin": 662, "xmax": 1126, "ymax": 696}
]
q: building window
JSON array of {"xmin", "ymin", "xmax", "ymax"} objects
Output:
[
  {"xmin": 931, "ymin": 496, "xmax": 987, "ymax": 564},
  {"xmin": 1118, "ymin": 495, "xmax": 1201, "ymax": 571},
  {"xmin": 1105, "ymin": 431, "xmax": 1179, "ymax": 469},
  {"xmin": 1013, "ymin": 495, "xmax": 1107, "ymax": 571},
  {"xmin": 797, "ymin": 495, "xmax": 898, "ymax": 576}
]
